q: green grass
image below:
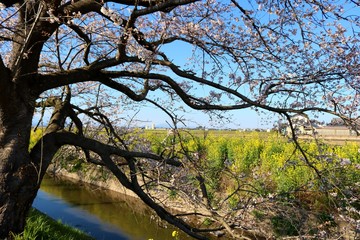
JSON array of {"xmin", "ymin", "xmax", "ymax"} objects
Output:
[{"xmin": 13, "ymin": 208, "xmax": 95, "ymax": 240}]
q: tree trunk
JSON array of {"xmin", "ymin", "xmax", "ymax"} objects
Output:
[{"xmin": 0, "ymin": 77, "xmax": 39, "ymax": 238}]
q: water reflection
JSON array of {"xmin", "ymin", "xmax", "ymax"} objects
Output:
[{"xmin": 33, "ymin": 175, "xmax": 193, "ymax": 240}]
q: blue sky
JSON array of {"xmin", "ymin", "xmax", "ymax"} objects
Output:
[
  {"xmin": 120, "ymin": 39, "xmax": 275, "ymax": 129},
  {"xmin": 129, "ymin": 102, "xmax": 275, "ymax": 129}
]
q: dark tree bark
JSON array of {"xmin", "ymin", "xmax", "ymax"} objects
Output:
[
  {"xmin": 0, "ymin": 77, "xmax": 66, "ymax": 237},
  {"xmin": 0, "ymin": 1, "xmax": 52, "ymax": 236},
  {"xmin": 0, "ymin": 79, "xmax": 38, "ymax": 238}
]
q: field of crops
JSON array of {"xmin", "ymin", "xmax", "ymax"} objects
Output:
[
  {"xmin": 141, "ymin": 129, "xmax": 359, "ymax": 194},
  {"xmin": 31, "ymin": 128, "xmax": 360, "ymax": 200},
  {"xmin": 139, "ymin": 129, "xmax": 359, "ymax": 236}
]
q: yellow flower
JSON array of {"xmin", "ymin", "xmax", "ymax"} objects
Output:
[{"xmin": 172, "ymin": 230, "xmax": 179, "ymax": 238}]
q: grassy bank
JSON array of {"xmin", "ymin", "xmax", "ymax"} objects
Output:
[{"xmin": 14, "ymin": 208, "xmax": 94, "ymax": 240}]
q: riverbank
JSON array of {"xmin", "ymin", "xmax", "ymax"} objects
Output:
[
  {"xmin": 47, "ymin": 162, "xmax": 209, "ymax": 216},
  {"xmin": 14, "ymin": 208, "xmax": 95, "ymax": 240},
  {"xmin": 35, "ymin": 173, "xmax": 195, "ymax": 240},
  {"xmin": 45, "ymin": 163, "xmax": 225, "ymax": 239}
]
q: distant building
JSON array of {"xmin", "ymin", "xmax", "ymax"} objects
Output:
[
  {"xmin": 316, "ymin": 126, "xmax": 355, "ymax": 136},
  {"xmin": 285, "ymin": 114, "xmax": 315, "ymax": 136},
  {"xmin": 285, "ymin": 114, "xmax": 359, "ymax": 138},
  {"xmin": 145, "ymin": 123, "xmax": 156, "ymax": 130}
]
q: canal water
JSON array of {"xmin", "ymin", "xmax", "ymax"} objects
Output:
[{"xmin": 33, "ymin": 175, "xmax": 194, "ymax": 240}]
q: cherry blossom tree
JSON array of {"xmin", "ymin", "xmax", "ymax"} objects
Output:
[{"xmin": 0, "ymin": 0, "xmax": 359, "ymax": 238}]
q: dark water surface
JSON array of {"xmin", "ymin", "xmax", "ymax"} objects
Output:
[{"xmin": 33, "ymin": 175, "xmax": 193, "ymax": 240}]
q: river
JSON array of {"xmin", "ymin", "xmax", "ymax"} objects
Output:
[{"xmin": 33, "ymin": 175, "xmax": 194, "ymax": 240}]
